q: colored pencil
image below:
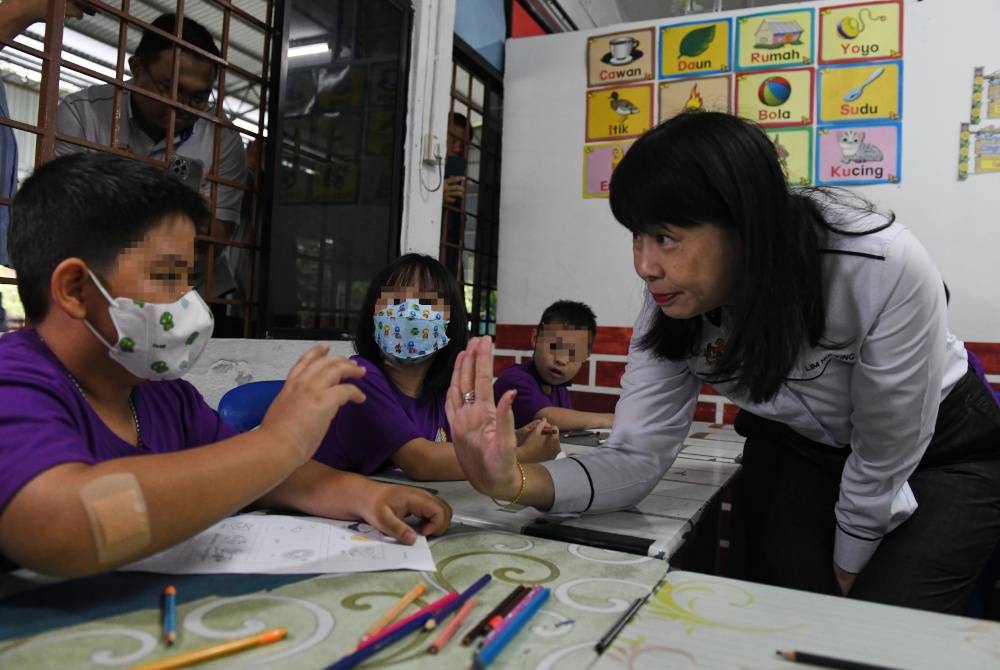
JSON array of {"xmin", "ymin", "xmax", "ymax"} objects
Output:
[
  {"xmin": 132, "ymin": 627, "xmax": 287, "ymax": 670},
  {"xmin": 355, "ymin": 591, "xmax": 457, "ymax": 651},
  {"xmin": 473, "ymin": 587, "xmax": 550, "ymax": 669},
  {"xmin": 326, "ymin": 610, "xmax": 435, "ymax": 670},
  {"xmin": 425, "ymin": 573, "xmax": 491, "ymax": 630},
  {"xmin": 461, "ymin": 584, "xmax": 530, "ymax": 646},
  {"xmin": 427, "ymin": 597, "xmax": 477, "ymax": 654},
  {"xmin": 777, "ymin": 650, "xmax": 903, "ymax": 670},
  {"xmin": 162, "ymin": 585, "xmax": 177, "ymax": 646},
  {"xmin": 360, "ymin": 581, "xmax": 426, "ymax": 641},
  {"xmin": 594, "ymin": 596, "xmax": 644, "ymax": 654}
]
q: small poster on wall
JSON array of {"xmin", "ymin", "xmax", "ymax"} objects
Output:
[
  {"xmin": 660, "ymin": 19, "xmax": 732, "ymax": 79},
  {"xmin": 816, "ymin": 124, "xmax": 900, "ymax": 184},
  {"xmin": 659, "ymin": 75, "xmax": 732, "ymax": 121},
  {"xmin": 819, "ymin": 1, "xmax": 902, "ymax": 64},
  {"xmin": 585, "ymin": 83, "xmax": 654, "ymax": 141},
  {"xmin": 735, "ymin": 68, "xmax": 814, "ymax": 127},
  {"xmin": 587, "ymin": 28, "xmax": 655, "ymax": 88},
  {"xmin": 817, "ymin": 62, "xmax": 901, "ymax": 123},
  {"xmin": 767, "ymin": 127, "xmax": 814, "ymax": 185},
  {"xmin": 582, "ymin": 141, "xmax": 632, "ymax": 198},
  {"xmin": 735, "ymin": 9, "xmax": 815, "ymax": 71},
  {"xmin": 970, "ymin": 67, "xmax": 1000, "ymax": 125},
  {"xmin": 959, "ymin": 67, "xmax": 1000, "ymax": 180}
]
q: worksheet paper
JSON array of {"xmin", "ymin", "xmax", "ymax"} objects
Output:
[{"xmin": 119, "ymin": 514, "xmax": 436, "ymax": 574}]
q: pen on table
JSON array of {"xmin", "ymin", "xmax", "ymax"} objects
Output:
[
  {"xmin": 162, "ymin": 585, "xmax": 177, "ymax": 646},
  {"xmin": 594, "ymin": 596, "xmax": 644, "ymax": 654},
  {"xmin": 326, "ymin": 609, "xmax": 435, "ymax": 670},
  {"xmin": 473, "ymin": 587, "xmax": 550, "ymax": 669},
  {"xmin": 427, "ymin": 597, "xmax": 477, "ymax": 654},
  {"xmin": 426, "ymin": 573, "xmax": 491, "ymax": 630},
  {"xmin": 461, "ymin": 585, "xmax": 529, "ymax": 646},
  {"xmin": 776, "ymin": 650, "xmax": 903, "ymax": 670},
  {"xmin": 359, "ymin": 580, "xmax": 426, "ymax": 642},
  {"xmin": 355, "ymin": 591, "xmax": 457, "ymax": 651},
  {"xmin": 131, "ymin": 627, "xmax": 287, "ymax": 670},
  {"xmin": 477, "ymin": 585, "xmax": 543, "ymax": 649},
  {"xmin": 476, "ymin": 585, "xmax": 532, "ymax": 642}
]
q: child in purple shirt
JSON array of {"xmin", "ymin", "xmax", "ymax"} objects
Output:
[
  {"xmin": 494, "ymin": 300, "xmax": 615, "ymax": 430},
  {"xmin": 0, "ymin": 154, "xmax": 451, "ymax": 577},
  {"xmin": 313, "ymin": 254, "xmax": 560, "ymax": 479}
]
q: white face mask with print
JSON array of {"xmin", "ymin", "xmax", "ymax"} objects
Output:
[{"xmin": 83, "ymin": 270, "xmax": 214, "ymax": 381}]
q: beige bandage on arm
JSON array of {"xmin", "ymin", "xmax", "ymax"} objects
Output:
[{"xmin": 80, "ymin": 473, "xmax": 151, "ymax": 565}]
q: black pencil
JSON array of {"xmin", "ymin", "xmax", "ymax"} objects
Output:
[
  {"xmin": 594, "ymin": 596, "xmax": 644, "ymax": 654},
  {"xmin": 777, "ymin": 649, "xmax": 904, "ymax": 670},
  {"xmin": 460, "ymin": 585, "xmax": 529, "ymax": 646}
]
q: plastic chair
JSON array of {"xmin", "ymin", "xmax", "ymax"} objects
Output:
[{"xmin": 217, "ymin": 380, "xmax": 284, "ymax": 432}]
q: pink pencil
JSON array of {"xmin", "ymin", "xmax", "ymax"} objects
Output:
[
  {"xmin": 428, "ymin": 598, "xmax": 477, "ymax": 654},
  {"xmin": 356, "ymin": 591, "xmax": 458, "ymax": 651}
]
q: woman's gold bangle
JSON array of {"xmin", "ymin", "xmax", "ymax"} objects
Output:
[{"xmin": 491, "ymin": 462, "xmax": 526, "ymax": 508}]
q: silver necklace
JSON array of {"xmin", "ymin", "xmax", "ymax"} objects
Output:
[{"xmin": 67, "ymin": 373, "xmax": 145, "ymax": 449}]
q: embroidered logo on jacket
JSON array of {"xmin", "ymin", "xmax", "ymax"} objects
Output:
[{"xmin": 704, "ymin": 337, "xmax": 726, "ymax": 367}]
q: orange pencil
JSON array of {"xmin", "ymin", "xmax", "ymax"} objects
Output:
[
  {"xmin": 131, "ymin": 627, "xmax": 287, "ymax": 670},
  {"xmin": 360, "ymin": 581, "xmax": 426, "ymax": 641}
]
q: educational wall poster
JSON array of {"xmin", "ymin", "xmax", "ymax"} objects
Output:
[
  {"xmin": 735, "ymin": 67, "xmax": 814, "ymax": 127},
  {"xmin": 583, "ymin": 141, "xmax": 633, "ymax": 198},
  {"xmin": 816, "ymin": 123, "xmax": 900, "ymax": 184},
  {"xmin": 586, "ymin": 83, "xmax": 654, "ymax": 141},
  {"xmin": 819, "ymin": 1, "xmax": 902, "ymax": 64},
  {"xmin": 959, "ymin": 67, "xmax": 1000, "ymax": 180},
  {"xmin": 970, "ymin": 67, "xmax": 1000, "ymax": 125},
  {"xmin": 735, "ymin": 9, "xmax": 815, "ymax": 71},
  {"xmin": 580, "ymin": 0, "xmax": 904, "ymax": 195},
  {"xmin": 817, "ymin": 61, "xmax": 901, "ymax": 123},
  {"xmin": 588, "ymin": 28, "xmax": 656, "ymax": 88},
  {"xmin": 660, "ymin": 19, "xmax": 732, "ymax": 79},
  {"xmin": 767, "ymin": 127, "xmax": 813, "ymax": 185},
  {"xmin": 659, "ymin": 76, "xmax": 732, "ymax": 121}
]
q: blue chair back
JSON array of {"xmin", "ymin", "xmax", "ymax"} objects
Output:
[{"xmin": 217, "ymin": 380, "xmax": 284, "ymax": 432}]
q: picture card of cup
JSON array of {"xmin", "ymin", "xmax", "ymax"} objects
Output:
[{"xmin": 588, "ymin": 28, "xmax": 655, "ymax": 88}]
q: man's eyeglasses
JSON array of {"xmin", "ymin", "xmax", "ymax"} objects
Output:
[{"xmin": 147, "ymin": 76, "xmax": 214, "ymax": 111}]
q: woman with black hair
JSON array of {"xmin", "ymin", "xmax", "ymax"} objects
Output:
[
  {"xmin": 313, "ymin": 253, "xmax": 560, "ymax": 480},
  {"xmin": 447, "ymin": 112, "xmax": 1000, "ymax": 613}
]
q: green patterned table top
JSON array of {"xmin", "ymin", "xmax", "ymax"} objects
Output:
[{"xmin": 0, "ymin": 526, "xmax": 669, "ymax": 669}]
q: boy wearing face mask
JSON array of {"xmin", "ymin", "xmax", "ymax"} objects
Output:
[
  {"xmin": 0, "ymin": 154, "xmax": 452, "ymax": 577},
  {"xmin": 312, "ymin": 254, "xmax": 561, "ymax": 480}
]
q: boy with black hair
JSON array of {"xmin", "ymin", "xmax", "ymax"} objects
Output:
[
  {"xmin": 494, "ymin": 300, "xmax": 615, "ymax": 431},
  {"xmin": 0, "ymin": 153, "xmax": 450, "ymax": 577}
]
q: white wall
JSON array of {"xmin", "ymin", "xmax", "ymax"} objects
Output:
[{"xmin": 499, "ymin": 0, "xmax": 1000, "ymax": 341}]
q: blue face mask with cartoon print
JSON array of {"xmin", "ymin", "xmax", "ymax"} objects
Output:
[{"xmin": 373, "ymin": 300, "xmax": 449, "ymax": 363}]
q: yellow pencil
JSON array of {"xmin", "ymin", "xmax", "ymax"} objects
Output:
[
  {"xmin": 130, "ymin": 627, "xmax": 287, "ymax": 670},
  {"xmin": 360, "ymin": 581, "xmax": 427, "ymax": 641}
]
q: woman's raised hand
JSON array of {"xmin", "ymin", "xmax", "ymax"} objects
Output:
[{"xmin": 445, "ymin": 337, "xmax": 523, "ymax": 500}]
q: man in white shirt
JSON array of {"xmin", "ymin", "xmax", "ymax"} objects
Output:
[{"xmin": 55, "ymin": 12, "xmax": 245, "ymax": 299}]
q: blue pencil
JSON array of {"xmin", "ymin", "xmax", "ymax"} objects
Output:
[
  {"xmin": 473, "ymin": 587, "xmax": 550, "ymax": 669},
  {"xmin": 162, "ymin": 585, "xmax": 177, "ymax": 646},
  {"xmin": 426, "ymin": 573, "xmax": 492, "ymax": 630},
  {"xmin": 325, "ymin": 609, "xmax": 435, "ymax": 670}
]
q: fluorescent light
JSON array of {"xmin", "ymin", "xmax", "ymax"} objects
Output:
[{"xmin": 288, "ymin": 41, "xmax": 329, "ymax": 58}]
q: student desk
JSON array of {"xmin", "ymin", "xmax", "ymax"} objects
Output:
[
  {"xmin": 375, "ymin": 422, "xmax": 744, "ymax": 566},
  {"xmin": 0, "ymin": 526, "xmax": 670, "ymax": 670},
  {"xmin": 592, "ymin": 570, "xmax": 1000, "ymax": 670}
]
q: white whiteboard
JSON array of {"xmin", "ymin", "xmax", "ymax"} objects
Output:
[{"xmin": 498, "ymin": 0, "xmax": 1000, "ymax": 342}]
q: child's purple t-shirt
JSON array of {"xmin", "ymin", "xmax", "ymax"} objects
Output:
[
  {"xmin": 493, "ymin": 360, "xmax": 572, "ymax": 428},
  {"xmin": 312, "ymin": 356, "xmax": 450, "ymax": 475},
  {"xmin": 0, "ymin": 328, "xmax": 238, "ymax": 515}
]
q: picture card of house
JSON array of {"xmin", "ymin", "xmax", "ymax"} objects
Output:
[{"xmin": 735, "ymin": 8, "xmax": 815, "ymax": 71}]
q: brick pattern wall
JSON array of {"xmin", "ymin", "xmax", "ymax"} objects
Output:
[{"xmin": 496, "ymin": 325, "xmax": 1000, "ymax": 424}]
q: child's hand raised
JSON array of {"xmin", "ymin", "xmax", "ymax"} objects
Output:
[{"xmin": 259, "ymin": 345, "xmax": 367, "ymax": 463}]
